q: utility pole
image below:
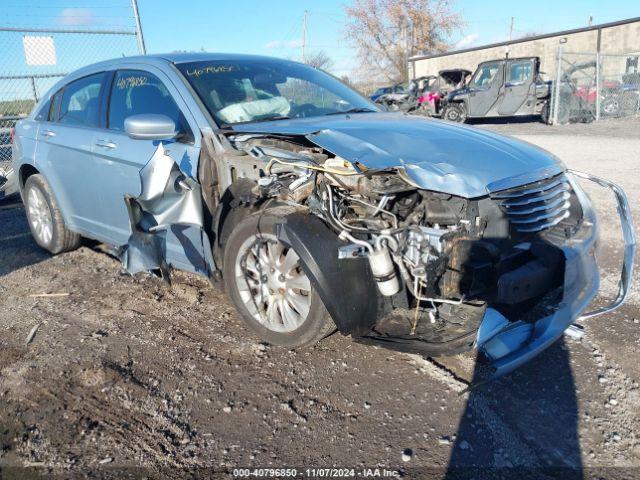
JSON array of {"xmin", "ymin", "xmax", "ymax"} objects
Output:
[
  {"xmin": 301, "ymin": 10, "xmax": 308, "ymax": 63},
  {"xmin": 131, "ymin": 0, "xmax": 146, "ymax": 54},
  {"xmin": 403, "ymin": 16, "xmax": 412, "ymax": 80},
  {"xmin": 505, "ymin": 17, "xmax": 514, "ymax": 59}
]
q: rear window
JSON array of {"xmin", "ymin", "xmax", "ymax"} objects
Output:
[{"xmin": 58, "ymin": 73, "xmax": 105, "ymax": 128}]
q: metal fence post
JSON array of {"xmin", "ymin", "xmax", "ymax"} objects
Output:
[
  {"xmin": 595, "ymin": 52, "xmax": 601, "ymax": 120},
  {"xmin": 29, "ymin": 76, "xmax": 38, "ymax": 102},
  {"xmin": 131, "ymin": 0, "xmax": 147, "ymax": 55},
  {"xmin": 552, "ymin": 43, "xmax": 564, "ymax": 125}
]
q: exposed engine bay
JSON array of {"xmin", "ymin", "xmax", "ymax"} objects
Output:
[{"xmin": 209, "ymin": 131, "xmax": 586, "ymax": 356}]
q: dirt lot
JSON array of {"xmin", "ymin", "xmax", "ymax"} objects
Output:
[{"xmin": 1, "ymin": 117, "xmax": 639, "ymax": 479}]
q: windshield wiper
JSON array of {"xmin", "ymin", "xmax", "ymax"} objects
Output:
[
  {"xmin": 252, "ymin": 114, "xmax": 291, "ymax": 123},
  {"xmin": 324, "ymin": 108, "xmax": 377, "ymax": 116},
  {"xmin": 218, "ymin": 115, "xmax": 291, "ymax": 129}
]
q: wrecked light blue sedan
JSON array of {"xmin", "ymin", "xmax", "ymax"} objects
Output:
[{"xmin": 12, "ymin": 53, "xmax": 635, "ymax": 380}]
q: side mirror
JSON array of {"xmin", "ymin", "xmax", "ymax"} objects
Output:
[{"xmin": 124, "ymin": 114, "xmax": 177, "ymax": 140}]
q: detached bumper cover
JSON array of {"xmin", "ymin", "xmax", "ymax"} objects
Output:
[{"xmin": 477, "ymin": 171, "xmax": 636, "ymax": 378}]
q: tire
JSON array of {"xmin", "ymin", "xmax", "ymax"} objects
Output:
[
  {"xmin": 442, "ymin": 103, "xmax": 466, "ymax": 122},
  {"xmin": 540, "ymin": 101, "xmax": 551, "ymax": 124},
  {"xmin": 24, "ymin": 174, "xmax": 81, "ymax": 254},
  {"xmin": 223, "ymin": 209, "xmax": 335, "ymax": 348},
  {"xmin": 601, "ymin": 96, "xmax": 620, "ymax": 117},
  {"xmin": 621, "ymin": 91, "xmax": 640, "ymax": 114}
]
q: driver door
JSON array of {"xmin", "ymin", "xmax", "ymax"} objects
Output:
[
  {"xmin": 90, "ymin": 67, "xmax": 210, "ymax": 275},
  {"xmin": 497, "ymin": 58, "xmax": 536, "ymax": 116},
  {"xmin": 468, "ymin": 61, "xmax": 504, "ymax": 117}
]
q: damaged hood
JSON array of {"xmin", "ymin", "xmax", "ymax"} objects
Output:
[{"xmin": 231, "ymin": 113, "xmax": 564, "ymax": 198}]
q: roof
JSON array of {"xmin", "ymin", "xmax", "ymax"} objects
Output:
[
  {"xmin": 105, "ymin": 52, "xmax": 302, "ymax": 65},
  {"xmin": 409, "ymin": 16, "xmax": 640, "ymax": 63},
  {"xmin": 70, "ymin": 52, "xmax": 302, "ymax": 73}
]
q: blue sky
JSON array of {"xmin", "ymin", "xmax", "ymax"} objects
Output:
[
  {"xmin": 2, "ymin": 0, "xmax": 639, "ymax": 80},
  {"xmin": 136, "ymin": 0, "xmax": 639, "ymax": 77}
]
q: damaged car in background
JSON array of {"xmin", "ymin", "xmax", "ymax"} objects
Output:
[{"xmin": 12, "ymin": 54, "xmax": 635, "ymax": 380}]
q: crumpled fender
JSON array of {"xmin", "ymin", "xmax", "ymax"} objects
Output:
[
  {"xmin": 276, "ymin": 212, "xmax": 380, "ymax": 336},
  {"xmin": 120, "ymin": 143, "xmax": 217, "ymax": 279}
]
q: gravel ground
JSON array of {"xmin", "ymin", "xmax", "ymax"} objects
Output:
[{"xmin": 1, "ymin": 117, "xmax": 639, "ymax": 479}]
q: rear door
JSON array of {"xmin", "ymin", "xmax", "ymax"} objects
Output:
[
  {"xmin": 34, "ymin": 72, "xmax": 107, "ymax": 235},
  {"xmin": 91, "ymin": 67, "xmax": 209, "ymax": 274},
  {"xmin": 468, "ymin": 61, "xmax": 504, "ymax": 117},
  {"xmin": 497, "ymin": 58, "xmax": 536, "ymax": 116}
]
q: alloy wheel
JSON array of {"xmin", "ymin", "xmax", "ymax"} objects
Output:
[
  {"xmin": 234, "ymin": 234, "xmax": 312, "ymax": 333},
  {"xmin": 27, "ymin": 187, "xmax": 53, "ymax": 246}
]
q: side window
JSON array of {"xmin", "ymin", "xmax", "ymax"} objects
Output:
[
  {"xmin": 507, "ymin": 61, "xmax": 533, "ymax": 85},
  {"xmin": 58, "ymin": 73, "xmax": 105, "ymax": 127},
  {"xmin": 472, "ymin": 62, "xmax": 501, "ymax": 88},
  {"xmin": 108, "ymin": 69, "xmax": 191, "ymax": 140}
]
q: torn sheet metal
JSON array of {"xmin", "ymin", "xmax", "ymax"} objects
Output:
[{"xmin": 120, "ymin": 143, "xmax": 217, "ymax": 278}]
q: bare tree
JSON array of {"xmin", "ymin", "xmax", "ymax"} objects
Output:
[
  {"xmin": 345, "ymin": 0, "xmax": 462, "ymax": 83},
  {"xmin": 304, "ymin": 50, "xmax": 335, "ymax": 72}
]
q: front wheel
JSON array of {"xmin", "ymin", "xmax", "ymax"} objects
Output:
[
  {"xmin": 442, "ymin": 103, "xmax": 467, "ymax": 122},
  {"xmin": 223, "ymin": 209, "xmax": 335, "ymax": 348},
  {"xmin": 601, "ymin": 95, "xmax": 620, "ymax": 117}
]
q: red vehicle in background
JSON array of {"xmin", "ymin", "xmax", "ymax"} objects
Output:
[
  {"xmin": 374, "ymin": 69, "xmax": 470, "ymax": 115},
  {"xmin": 417, "ymin": 69, "xmax": 471, "ymax": 117}
]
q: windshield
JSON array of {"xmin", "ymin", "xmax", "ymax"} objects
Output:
[{"xmin": 177, "ymin": 59, "xmax": 378, "ymax": 126}]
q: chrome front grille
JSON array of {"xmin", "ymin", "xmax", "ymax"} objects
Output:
[{"xmin": 491, "ymin": 174, "xmax": 572, "ymax": 233}]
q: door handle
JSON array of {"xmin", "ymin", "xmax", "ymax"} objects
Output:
[
  {"xmin": 95, "ymin": 139, "xmax": 117, "ymax": 149},
  {"xmin": 40, "ymin": 129, "xmax": 56, "ymax": 137}
]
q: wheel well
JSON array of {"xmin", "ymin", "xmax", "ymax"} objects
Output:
[
  {"xmin": 212, "ymin": 179, "xmax": 259, "ymax": 267},
  {"xmin": 19, "ymin": 164, "xmax": 39, "ymax": 190}
]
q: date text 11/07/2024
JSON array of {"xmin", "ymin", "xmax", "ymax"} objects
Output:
[{"xmin": 232, "ymin": 468, "xmax": 401, "ymax": 477}]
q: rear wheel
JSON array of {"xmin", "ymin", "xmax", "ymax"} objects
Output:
[
  {"xmin": 24, "ymin": 174, "xmax": 80, "ymax": 254},
  {"xmin": 442, "ymin": 103, "xmax": 467, "ymax": 122},
  {"xmin": 223, "ymin": 210, "xmax": 335, "ymax": 348},
  {"xmin": 540, "ymin": 101, "xmax": 551, "ymax": 124},
  {"xmin": 621, "ymin": 91, "xmax": 640, "ymax": 114}
]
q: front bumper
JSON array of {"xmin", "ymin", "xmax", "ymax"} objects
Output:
[{"xmin": 477, "ymin": 170, "xmax": 636, "ymax": 379}]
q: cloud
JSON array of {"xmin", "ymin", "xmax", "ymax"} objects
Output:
[
  {"xmin": 264, "ymin": 40, "xmax": 284, "ymax": 50},
  {"xmin": 454, "ymin": 33, "xmax": 480, "ymax": 50},
  {"xmin": 263, "ymin": 39, "xmax": 303, "ymax": 50},
  {"xmin": 57, "ymin": 8, "xmax": 95, "ymax": 26}
]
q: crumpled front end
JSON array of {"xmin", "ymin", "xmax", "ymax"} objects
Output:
[
  {"xmin": 218, "ymin": 126, "xmax": 635, "ymax": 379},
  {"xmin": 477, "ymin": 171, "xmax": 634, "ymax": 378}
]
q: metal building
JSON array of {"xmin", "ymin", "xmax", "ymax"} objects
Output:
[{"xmin": 409, "ymin": 17, "xmax": 640, "ymax": 79}]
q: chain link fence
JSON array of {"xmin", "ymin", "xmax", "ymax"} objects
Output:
[
  {"xmin": 550, "ymin": 49, "xmax": 640, "ymax": 125},
  {"xmin": 0, "ymin": 2, "xmax": 145, "ymax": 194}
]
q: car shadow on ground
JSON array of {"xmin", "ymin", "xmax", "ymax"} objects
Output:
[
  {"xmin": 0, "ymin": 199, "xmax": 52, "ymax": 277},
  {"xmin": 465, "ymin": 115, "xmax": 545, "ymax": 126},
  {"xmin": 444, "ymin": 338, "xmax": 582, "ymax": 479}
]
